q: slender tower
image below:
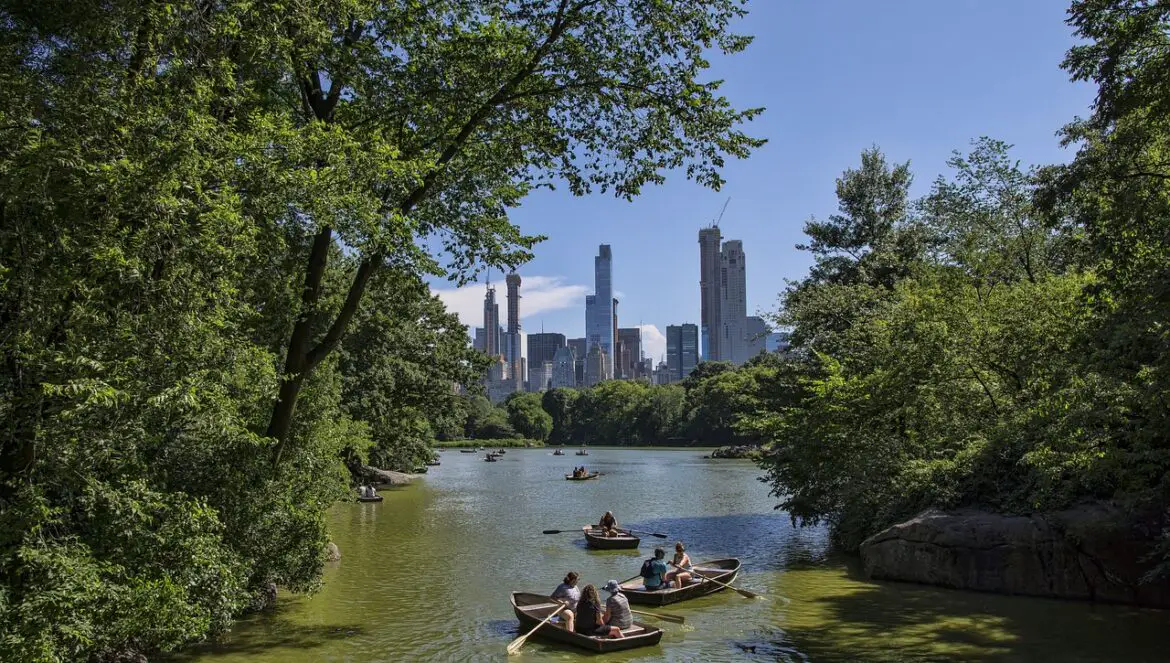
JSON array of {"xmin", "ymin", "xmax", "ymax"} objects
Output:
[
  {"xmin": 699, "ymin": 226, "xmax": 723, "ymax": 361},
  {"xmin": 505, "ymin": 272, "xmax": 523, "ymax": 389}
]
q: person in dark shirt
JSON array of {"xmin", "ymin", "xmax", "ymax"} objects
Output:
[
  {"xmin": 574, "ymin": 584, "xmax": 622, "ymax": 638},
  {"xmin": 598, "ymin": 511, "xmax": 619, "ymax": 537}
]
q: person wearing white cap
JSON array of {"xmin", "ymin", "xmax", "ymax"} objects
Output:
[{"xmin": 601, "ymin": 580, "xmax": 632, "ymax": 632}]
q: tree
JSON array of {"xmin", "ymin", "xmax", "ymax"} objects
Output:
[
  {"xmin": 257, "ymin": 0, "xmax": 768, "ymax": 461},
  {"xmin": 505, "ymin": 392, "xmax": 553, "ymax": 441},
  {"xmin": 542, "ymin": 388, "xmax": 579, "ymax": 445}
]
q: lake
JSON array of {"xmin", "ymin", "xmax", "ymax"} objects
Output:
[{"xmin": 179, "ymin": 448, "xmax": 1170, "ymax": 662}]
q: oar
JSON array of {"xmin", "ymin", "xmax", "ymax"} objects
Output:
[
  {"xmin": 677, "ymin": 562, "xmax": 764, "ymax": 600},
  {"xmin": 506, "ymin": 603, "xmax": 565, "ymax": 655},
  {"xmin": 542, "ymin": 524, "xmax": 596, "ymax": 534},
  {"xmin": 630, "ymin": 608, "xmax": 685, "ymax": 624},
  {"xmin": 625, "ymin": 528, "xmax": 669, "ymax": 539}
]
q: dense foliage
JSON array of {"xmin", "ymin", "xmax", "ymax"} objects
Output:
[
  {"xmin": 756, "ymin": 0, "xmax": 1170, "ymax": 571},
  {"xmin": 0, "ymin": 1, "xmax": 761, "ymax": 660}
]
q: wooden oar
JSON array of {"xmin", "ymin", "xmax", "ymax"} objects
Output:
[
  {"xmin": 678, "ymin": 562, "xmax": 764, "ymax": 600},
  {"xmin": 506, "ymin": 604, "xmax": 565, "ymax": 655},
  {"xmin": 625, "ymin": 528, "xmax": 668, "ymax": 539},
  {"xmin": 542, "ymin": 524, "xmax": 597, "ymax": 534},
  {"xmin": 630, "ymin": 608, "xmax": 685, "ymax": 624}
]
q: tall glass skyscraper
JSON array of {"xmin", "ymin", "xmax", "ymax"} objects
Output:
[{"xmin": 585, "ymin": 244, "xmax": 614, "ymax": 378}]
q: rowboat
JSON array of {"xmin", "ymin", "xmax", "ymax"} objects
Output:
[
  {"xmin": 426, "ymin": 461, "xmax": 441, "ymax": 466},
  {"xmin": 575, "ymin": 449, "xmax": 589, "ymax": 456},
  {"xmin": 510, "ymin": 592, "xmax": 662, "ymax": 653},
  {"xmin": 484, "ymin": 455, "xmax": 498, "ymax": 462},
  {"xmin": 582, "ymin": 526, "xmax": 640, "ymax": 550},
  {"xmin": 496, "ymin": 449, "xmax": 507, "ymax": 454},
  {"xmin": 358, "ymin": 495, "xmax": 383, "ymax": 503},
  {"xmin": 552, "ymin": 449, "xmax": 565, "ymax": 456},
  {"xmin": 460, "ymin": 449, "xmax": 477, "ymax": 453},
  {"xmin": 564, "ymin": 472, "xmax": 600, "ymax": 481},
  {"xmin": 619, "ymin": 558, "xmax": 741, "ymax": 606}
]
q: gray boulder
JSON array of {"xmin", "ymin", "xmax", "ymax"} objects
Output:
[{"xmin": 859, "ymin": 504, "xmax": 1170, "ymax": 607}]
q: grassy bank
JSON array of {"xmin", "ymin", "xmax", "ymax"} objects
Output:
[{"xmin": 433, "ymin": 439, "xmax": 544, "ymax": 448}]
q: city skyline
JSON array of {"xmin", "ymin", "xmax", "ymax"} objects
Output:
[{"xmin": 432, "ymin": 2, "xmax": 1091, "ymax": 363}]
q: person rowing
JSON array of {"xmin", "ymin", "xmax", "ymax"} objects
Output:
[
  {"xmin": 598, "ymin": 510, "xmax": 619, "ymax": 537},
  {"xmin": 664, "ymin": 541, "xmax": 693, "ymax": 588},
  {"xmin": 551, "ymin": 571, "xmax": 580, "ymax": 631}
]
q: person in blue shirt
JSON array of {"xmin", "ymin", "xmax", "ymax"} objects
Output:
[{"xmin": 640, "ymin": 547, "xmax": 670, "ymax": 590}]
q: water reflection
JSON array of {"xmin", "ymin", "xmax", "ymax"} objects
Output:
[{"xmin": 176, "ymin": 449, "xmax": 1170, "ymax": 663}]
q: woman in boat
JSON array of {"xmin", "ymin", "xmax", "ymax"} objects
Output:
[
  {"xmin": 598, "ymin": 511, "xmax": 618, "ymax": 537},
  {"xmin": 601, "ymin": 580, "xmax": 632, "ymax": 632},
  {"xmin": 551, "ymin": 571, "xmax": 580, "ymax": 631},
  {"xmin": 664, "ymin": 541, "xmax": 693, "ymax": 588},
  {"xmin": 574, "ymin": 584, "xmax": 622, "ymax": 639}
]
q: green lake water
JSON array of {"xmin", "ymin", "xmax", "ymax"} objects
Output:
[{"xmin": 178, "ymin": 449, "xmax": 1170, "ymax": 662}]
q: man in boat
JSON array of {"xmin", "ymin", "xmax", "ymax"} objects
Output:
[
  {"xmin": 639, "ymin": 548, "xmax": 669, "ymax": 590},
  {"xmin": 598, "ymin": 511, "xmax": 619, "ymax": 537},
  {"xmin": 550, "ymin": 571, "xmax": 580, "ymax": 631},
  {"xmin": 601, "ymin": 580, "xmax": 633, "ymax": 632}
]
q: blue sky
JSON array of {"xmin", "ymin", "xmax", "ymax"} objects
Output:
[{"xmin": 435, "ymin": 0, "xmax": 1094, "ymax": 362}]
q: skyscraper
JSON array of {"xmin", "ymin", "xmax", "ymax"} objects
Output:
[
  {"xmin": 527, "ymin": 333, "xmax": 566, "ymax": 368},
  {"xmin": 666, "ymin": 324, "xmax": 699, "ymax": 382},
  {"xmin": 568, "ymin": 337, "xmax": 587, "ymax": 385},
  {"xmin": 584, "ymin": 344, "xmax": 610, "ymax": 387},
  {"xmin": 617, "ymin": 327, "xmax": 642, "ymax": 379},
  {"xmin": 482, "ymin": 285, "xmax": 501, "ymax": 358},
  {"xmin": 720, "ymin": 239, "xmax": 748, "ymax": 363},
  {"xmin": 504, "ymin": 272, "xmax": 523, "ymax": 389},
  {"xmin": 699, "ymin": 226, "xmax": 723, "ymax": 361},
  {"xmin": 585, "ymin": 244, "xmax": 614, "ymax": 378},
  {"xmin": 551, "ymin": 346, "xmax": 577, "ymax": 389}
]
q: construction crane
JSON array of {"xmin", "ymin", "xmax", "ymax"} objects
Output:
[{"xmin": 713, "ymin": 196, "xmax": 731, "ymax": 227}]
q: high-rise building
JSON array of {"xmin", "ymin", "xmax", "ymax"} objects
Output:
[
  {"xmin": 527, "ymin": 333, "xmax": 566, "ymax": 368},
  {"xmin": 528, "ymin": 360, "xmax": 553, "ymax": 393},
  {"xmin": 585, "ymin": 245, "xmax": 615, "ymax": 378},
  {"xmin": 666, "ymin": 324, "xmax": 699, "ymax": 382},
  {"xmin": 568, "ymin": 337, "xmax": 587, "ymax": 385},
  {"xmin": 504, "ymin": 272, "xmax": 523, "ymax": 390},
  {"xmin": 699, "ymin": 226, "xmax": 723, "ymax": 361},
  {"xmin": 720, "ymin": 240, "xmax": 748, "ymax": 363},
  {"xmin": 482, "ymin": 285, "xmax": 501, "ymax": 358},
  {"xmin": 743, "ymin": 315, "xmax": 768, "ymax": 361},
  {"xmin": 654, "ymin": 360, "xmax": 672, "ymax": 385},
  {"xmin": 617, "ymin": 327, "xmax": 642, "ymax": 379},
  {"xmin": 551, "ymin": 346, "xmax": 577, "ymax": 389},
  {"xmin": 584, "ymin": 344, "xmax": 611, "ymax": 387}
]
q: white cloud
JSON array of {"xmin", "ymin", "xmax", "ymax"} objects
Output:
[
  {"xmin": 639, "ymin": 324, "xmax": 667, "ymax": 364},
  {"xmin": 433, "ymin": 275, "xmax": 588, "ymax": 338}
]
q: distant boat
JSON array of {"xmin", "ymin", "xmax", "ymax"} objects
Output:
[
  {"xmin": 484, "ymin": 455, "xmax": 498, "ymax": 462},
  {"xmin": 426, "ymin": 460, "xmax": 441, "ymax": 466},
  {"xmin": 552, "ymin": 449, "xmax": 565, "ymax": 456},
  {"xmin": 358, "ymin": 495, "xmax": 384, "ymax": 503},
  {"xmin": 565, "ymin": 472, "xmax": 601, "ymax": 481},
  {"xmin": 460, "ymin": 449, "xmax": 477, "ymax": 454},
  {"xmin": 575, "ymin": 448, "xmax": 589, "ymax": 456}
]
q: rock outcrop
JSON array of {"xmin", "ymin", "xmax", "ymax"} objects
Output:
[
  {"xmin": 357, "ymin": 465, "xmax": 419, "ymax": 487},
  {"xmin": 706, "ymin": 445, "xmax": 764, "ymax": 460},
  {"xmin": 860, "ymin": 504, "xmax": 1170, "ymax": 608}
]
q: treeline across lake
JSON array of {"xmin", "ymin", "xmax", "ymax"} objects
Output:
[{"xmin": 455, "ymin": 359, "xmax": 788, "ymax": 448}]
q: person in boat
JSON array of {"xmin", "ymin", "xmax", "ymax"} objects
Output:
[
  {"xmin": 598, "ymin": 511, "xmax": 619, "ymax": 537},
  {"xmin": 574, "ymin": 584, "xmax": 622, "ymax": 639},
  {"xmin": 639, "ymin": 547, "xmax": 670, "ymax": 590},
  {"xmin": 551, "ymin": 571, "xmax": 580, "ymax": 631},
  {"xmin": 664, "ymin": 541, "xmax": 693, "ymax": 588},
  {"xmin": 601, "ymin": 580, "xmax": 632, "ymax": 633}
]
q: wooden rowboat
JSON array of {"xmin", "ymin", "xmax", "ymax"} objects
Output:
[
  {"xmin": 510, "ymin": 592, "xmax": 662, "ymax": 654},
  {"xmin": 564, "ymin": 472, "xmax": 600, "ymax": 481},
  {"xmin": 459, "ymin": 449, "xmax": 477, "ymax": 453},
  {"xmin": 575, "ymin": 450, "xmax": 589, "ymax": 456},
  {"xmin": 582, "ymin": 526, "xmax": 640, "ymax": 550},
  {"xmin": 357, "ymin": 495, "xmax": 384, "ymax": 503},
  {"xmin": 619, "ymin": 558, "xmax": 741, "ymax": 606}
]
